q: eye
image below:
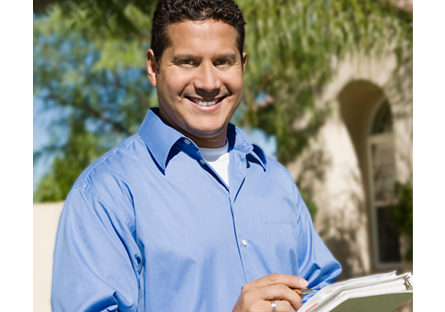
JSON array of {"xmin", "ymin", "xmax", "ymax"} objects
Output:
[
  {"xmin": 177, "ymin": 59, "xmax": 197, "ymax": 66},
  {"xmin": 214, "ymin": 59, "xmax": 231, "ymax": 66}
]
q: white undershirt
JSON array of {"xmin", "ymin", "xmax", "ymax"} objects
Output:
[{"xmin": 199, "ymin": 141, "xmax": 230, "ymax": 186}]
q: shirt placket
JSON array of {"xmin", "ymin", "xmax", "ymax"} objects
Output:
[
  {"xmin": 181, "ymin": 139, "xmax": 251, "ymax": 284},
  {"xmin": 228, "ymin": 150, "xmax": 249, "ymax": 284}
]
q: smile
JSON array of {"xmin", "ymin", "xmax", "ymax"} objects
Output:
[{"xmin": 186, "ymin": 96, "xmax": 226, "ymax": 107}]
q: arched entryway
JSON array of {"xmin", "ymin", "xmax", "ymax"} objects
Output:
[
  {"xmin": 338, "ymin": 80, "xmax": 402, "ymax": 271},
  {"xmin": 368, "ymin": 100, "xmax": 401, "ymax": 265}
]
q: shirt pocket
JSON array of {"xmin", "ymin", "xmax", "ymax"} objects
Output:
[{"xmin": 259, "ymin": 212, "xmax": 299, "ymax": 275}]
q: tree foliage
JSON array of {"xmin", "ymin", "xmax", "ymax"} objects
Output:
[
  {"xmin": 33, "ymin": 5, "xmax": 157, "ymax": 201},
  {"xmin": 33, "ymin": 0, "xmax": 412, "ymax": 202},
  {"xmin": 389, "ymin": 182, "xmax": 413, "ymax": 261},
  {"xmin": 241, "ymin": 0, "xmax": 412, "ymax": 163}
]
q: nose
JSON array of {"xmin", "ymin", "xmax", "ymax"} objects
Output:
[{"xmin": 193, "ymin": 62, "xmax": 221, "ymax": 96}]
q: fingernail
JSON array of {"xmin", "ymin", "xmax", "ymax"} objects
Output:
[{"xmin": 300, "ymin": 279, "xmax": 309, "ymax": 287}]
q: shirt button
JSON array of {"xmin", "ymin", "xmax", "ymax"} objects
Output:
[
  {"xmin": 199, "ymin": 159, "xmax": 206, "ymax": 165},
  {"xmin": 184, "ymin": 139, "xmax": 191, "ymax": 145},
  {"xmin": 241, "ymin": 239, "xmax": 248, "ymax": 246}
]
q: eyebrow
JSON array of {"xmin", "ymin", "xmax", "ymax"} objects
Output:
[
  {"xmin": 216, "ymin": 54, "xmax": 237, "ymax": 62},
  {"xmin": 171, "ymin": 53, "xmax": 237, "ymax": 63}
]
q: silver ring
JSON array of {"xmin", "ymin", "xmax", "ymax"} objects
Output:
[{"xmin": 271, "ymin": 300, "xmax": 277, "ymax": 312}]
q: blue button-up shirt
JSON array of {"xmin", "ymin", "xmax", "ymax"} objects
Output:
[{"xmin": 51, "ymin": 108, "xmax": 341, "ymax": 312}]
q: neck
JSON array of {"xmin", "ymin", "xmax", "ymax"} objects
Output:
[{"xmin": 188, "ymin": 134, "xmax": 227, "ymax": 148}]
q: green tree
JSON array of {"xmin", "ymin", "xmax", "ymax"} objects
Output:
[
  {"xmin": 33, "ymin": 0, "xmax": 412, "ymax": 202},
  {"xmin": 389, "ymin": 182, "xmax": 413, "ymax": 261},
  {"xmin": 33, "ymin": 6, "xmax": 157, "ymax": 201}
]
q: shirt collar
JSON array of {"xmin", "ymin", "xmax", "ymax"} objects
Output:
[
  {"xmin": 227, "ymin": 123, "xmax": 267, "ymax": 171},
  {"xmin": 138, "ymin": 108, "xmax": 267, "ymax": 171},
  {"xmin": 138, "ymin": 108, "xmax": 185, "ymax": 172}
]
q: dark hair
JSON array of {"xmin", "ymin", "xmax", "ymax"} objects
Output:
[{"xmin": 151, "ymin": 0, "xmax": 246, "ymax": 68}]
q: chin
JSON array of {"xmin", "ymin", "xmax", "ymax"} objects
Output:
[
  {"xmin": 193, "ymin": 127, "xmax": 224, "ymax": 136},
  {"xmin": 190, "ymin": 119, "xmax": 226, "ymax": 133}
]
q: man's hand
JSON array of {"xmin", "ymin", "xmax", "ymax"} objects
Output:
[{"xmin": 232, "ymin": 273, "xmax": 309, "ymax": 312}]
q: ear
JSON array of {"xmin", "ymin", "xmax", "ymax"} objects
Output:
[
  {"xmin": 146, "ymin": 49, "xmax": 158, "ymax": 87},
  {"xmin": 242, "ymin": 52, "xmax": 247, "ymax": 72}
]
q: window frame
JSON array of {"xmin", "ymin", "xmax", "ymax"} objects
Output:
[{"xmin": 366, "ymin": 99, "xmax": 403, "ymax": 269}]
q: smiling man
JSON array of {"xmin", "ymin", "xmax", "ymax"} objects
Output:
[
  {"xmin": 147, "ymin": 19, "xmax": 245, "ymax": 148},
  {"xmin": 51, "ymin": 1, "xmax": 341, "ymax": 311}
]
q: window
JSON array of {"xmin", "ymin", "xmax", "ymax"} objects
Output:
[{"xmin": 368, "ymin": 100, "xmax": 401, "ymax": 264}]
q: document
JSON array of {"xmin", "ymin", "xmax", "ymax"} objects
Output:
[{"xmin": 298, "ymin": 272, "xmax": 413, "ymax": 312}]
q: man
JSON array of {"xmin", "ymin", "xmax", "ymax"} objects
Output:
[{"xmin": 51, "ymin": 0, "xmax": 341, "ymax": 311}]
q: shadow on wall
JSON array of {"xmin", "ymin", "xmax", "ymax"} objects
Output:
[
  {"xmin": 337, "ymin": 79, "xmax": 385, "ymax": 278},
  {"xmin": 386, "ymin": 59, "xmax": 413, "ymax": 185},
  {"xmin": 294, "ymin": 149, "xmax": 329, "ymax": 219},
  {"xmin": 318, "ymin": 166, "xmax": 369, "ymax": 281},
  {"xmin": 289, "ymin": 130, "xmax": 370, "ymax": 281},
  {"xmin": 289, "ymin": 78, "xmax": 403, "ymax": 281}
]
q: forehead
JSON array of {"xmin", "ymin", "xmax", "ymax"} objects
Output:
[{"xmin": 164, "ymin": 19, "xmax": 239, "ymax": 56}]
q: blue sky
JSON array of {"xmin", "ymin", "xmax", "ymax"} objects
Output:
[{"xmin": 33, "ymin": 96, "xmax": 55, "ymax": 189}]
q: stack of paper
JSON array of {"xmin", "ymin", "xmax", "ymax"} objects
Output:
[{"xmin": 298, "ymin": 272, "xmax": 413, "ymax": 312}]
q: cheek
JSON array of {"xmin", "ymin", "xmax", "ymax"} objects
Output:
[
  {"xmin": 163, "ymin": 79, "xmax": 183, "ymax": 96},
  {"xmin": 162, "ymin": 70, "xmax": 192, "ymax": 96},
  {"xmin": 223, "ymin": 74, "xmax": 243, "ymax": 96}
]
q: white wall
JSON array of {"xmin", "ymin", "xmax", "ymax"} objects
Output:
[{"xmin": 33, "ymin": 202, "xmax": 64, "ymax": 312}]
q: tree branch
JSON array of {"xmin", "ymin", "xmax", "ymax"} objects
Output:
[
  {"xmin": 33, "ymin": 0, "xmax": 61, "ymax": 13},
  {"xmin": 81, "ymin": 105, "xmax": 131, "ymax": 136},
  {"xmin": 45, "ymin": 94, "xmax": 131, "ymax": 136}
]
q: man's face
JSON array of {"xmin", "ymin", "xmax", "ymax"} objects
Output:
[{"xmin": 147, "ymin": 19, "xmax": 247, "ymax": 148}]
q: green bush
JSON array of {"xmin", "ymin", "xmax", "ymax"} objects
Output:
[{"xmin": 389, "ymin": 182, "xmax": 413, "ymax": 261}]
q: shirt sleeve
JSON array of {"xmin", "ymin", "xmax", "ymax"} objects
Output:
[
  {"xmin": 294, "ymin": 186, "xmax": 342, "ymax": 303},
  {"xmin": 51, "ymin": 186, "xmax": 141, "ymax": 312}
]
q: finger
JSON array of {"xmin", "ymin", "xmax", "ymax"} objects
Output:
[
  {"xmin": 246, "ymin": 273, "xmax": 308, "ymax": 291},
  {"xmin": 257, "ymin": 284, "xmax": 303, "ymax": 311},
  {"xmin": 264, "ymin": 300, "xmax": 295, "ymax": 312}
]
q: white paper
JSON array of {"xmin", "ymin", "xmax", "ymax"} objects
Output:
[{"xmin": 298, "ymin": 272, "xmax": 413, "ymax": 312}]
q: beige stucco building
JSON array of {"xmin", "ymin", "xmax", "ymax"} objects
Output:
[
  {"xmin": 287, "ymin": 48, "xmax": 412, "ymax": 278},
  {"xmin": 286, "ymin": 48, "xmax": 413, "ymax": 310},
  {"xmin": 283, "ymin": 2, "xmax": 414, "ymax": 309}
]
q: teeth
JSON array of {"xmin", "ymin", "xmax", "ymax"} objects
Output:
[
  {"xmin": 197, "ymin": 99, "xmax": 217, "ymax": 106},
  {"xmin": 189, "ymin": 97, "xmax": 221, "ymax": 106}
]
